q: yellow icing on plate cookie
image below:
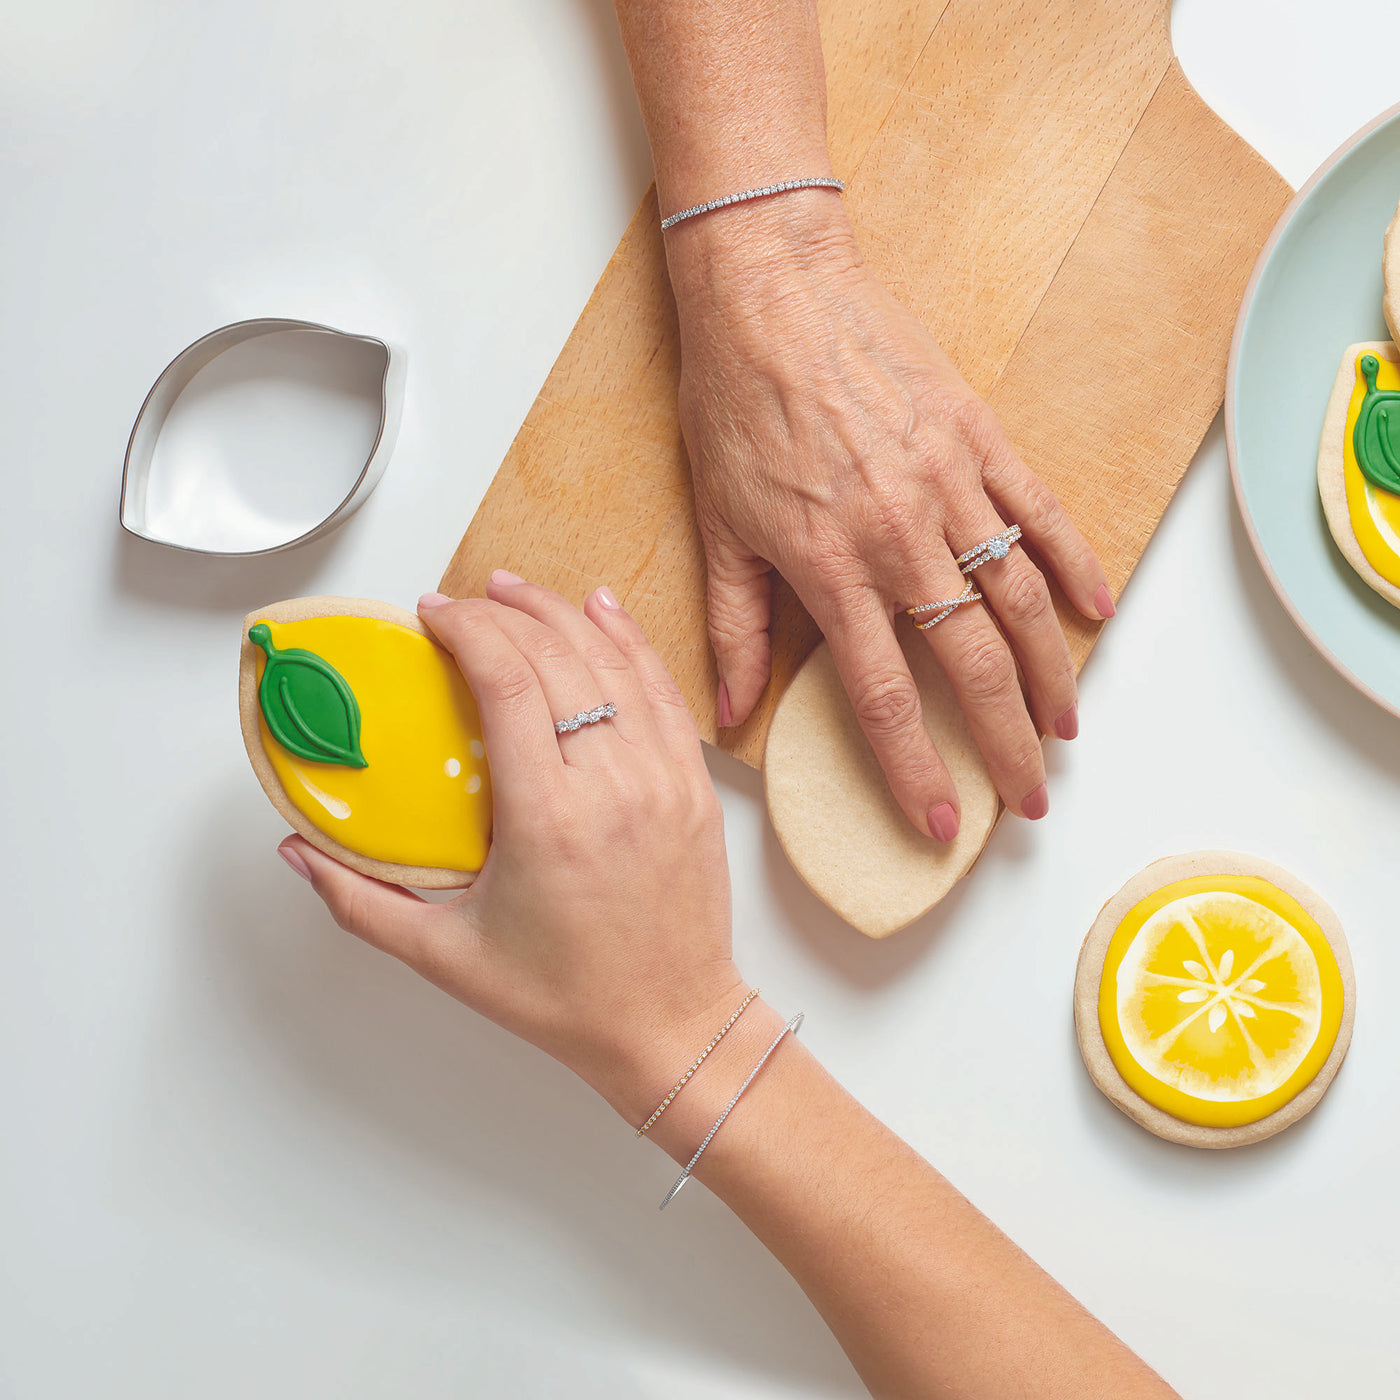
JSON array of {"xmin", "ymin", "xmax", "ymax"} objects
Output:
[
  {"xmin": 253, "ymin": 614, "xmax": 492, "ymax": 871},
  {"xmin": 1097, "ymin": 875, "xmax": 1344, "ymax": 1129},
  {"xmin": 1344, "ymin": 350, "xmax": 1400, "ymax": 586}
]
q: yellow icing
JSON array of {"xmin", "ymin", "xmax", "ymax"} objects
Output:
[
  {"xmin": 1098, "ymin": 875, "xmax": 1344, "ymax": 1129},
  {"xmin": 1343, "ymin": 350, "xmax": 1400, "ymax": 585},
  {"xmin": 255, "ymin": 615, "xmax": 492, "ymax": 872}
]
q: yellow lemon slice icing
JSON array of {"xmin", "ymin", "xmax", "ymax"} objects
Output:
[
  {"xmin": 1097, "ymin": 875, "xmax": 1344, "ymax": 1128},
  {"xmin": 1344, "ymin": 351, "xmax": 1400, "ymax": 585},
  {"xmin": 254, "ymin": 615, "xmax": 492, "ymax": 872}
]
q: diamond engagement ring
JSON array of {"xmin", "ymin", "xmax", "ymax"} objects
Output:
[
  {"xmin": 905, "ymin": 579, "xmax": 983, "ymax": 630},
  {"xmin": 957, "ymin": 524, "xmax": 1023, "ymax": 574},
  {"xmin": 554, "ymin": 702, "xmax": 617, "ymax": 735}
]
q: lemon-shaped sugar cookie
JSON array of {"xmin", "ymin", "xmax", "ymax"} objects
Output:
[
  {"xmin": 1074, "ymin": 853, "xmax": 1353, "ymax": 1148},
  {"xmin": 1318, "ymin": 341, "xmax": 1400, "ymax": 609},
  {"xmin": 239, "ymin": 597, "xmax": 492, "ymax": 887}
]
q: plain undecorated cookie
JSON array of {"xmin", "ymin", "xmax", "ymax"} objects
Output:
[
  {"xmin": 1316, "ymin": 340, "xmax": 1400, "ymax": 610},
  {"xmin": 1074, "ymin": 851, "xmax": 1354, "ymax": 1149},
  {"xmin": 764, "ymin": 630, "xmax": 1001, "ymax": 939},
  {"xmin": 239, "ymin": 596, "xmax": 479, "ymax": 889}
]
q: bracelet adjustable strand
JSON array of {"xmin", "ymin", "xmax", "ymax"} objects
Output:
[
  {"xmin": 659, "ymin": 1012, "xmax": 805, "ymax": 1210},
  {"xmin": 659, "ymin": 177, "xmax": 845, "ymax": 232},
  {"xmin": 635, "ymin": 987, "xmax": 762, "ymax": 1138}
]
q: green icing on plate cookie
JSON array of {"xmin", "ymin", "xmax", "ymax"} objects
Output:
[{"xmin": 1353, "ymin": 353, "xmax": 1400, "ymax": 495}]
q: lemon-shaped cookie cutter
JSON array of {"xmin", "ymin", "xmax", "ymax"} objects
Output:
[{"xmin": 119, "ymin": 317, "xmax": 405, "ymax": 556}]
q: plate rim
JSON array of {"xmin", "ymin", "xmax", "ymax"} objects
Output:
[{"xmin": 1225, "ymin": 99, "xmax": 1400, "ymax": 722}]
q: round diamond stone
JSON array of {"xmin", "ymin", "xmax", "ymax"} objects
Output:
[{"xmin": 988, "ymin": 537, "xmax": 1010, "ymax": 559}]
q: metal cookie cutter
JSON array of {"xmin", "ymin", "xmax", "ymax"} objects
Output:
[{"xmin": 119, "ymin": 317, "xmax": 406, "ymax": 556}]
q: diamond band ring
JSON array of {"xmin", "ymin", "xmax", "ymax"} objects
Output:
[
  {"xmin": 957, "ymin": 524, "xmax": 1023, "ymax": 574},
  {"xmin": 906, "ymin": 580, "xmax": 983, "ymax": 631},
  {"xmin": 554, "ymin": 702, "xmax": 617, "ymax": 735}
]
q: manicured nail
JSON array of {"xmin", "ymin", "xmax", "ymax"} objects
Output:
[
  {"xmin": 1094, "ymin": 584, "xmax": 1116, "ymax": 620},
  {"xmin": 417, "ymin": 592, "xmax": 450, "ymax": 609},
  {"xmin": 595, "ymin": 584, "xmax": 620, "ymax": 610},
  {"xmin": 279, "ymin": 842, "xmax": 312, "ymax": 882},
  {"xmin": 491, "ymin": 569, "xmax": 526, "ymax": 587},
  {"xmin": 928, "ymin": 802, "xmax": 959, "ymax": 843},
  {"xmin": 1054, "ymin": 704, "xmax": 1079, "ymax": 741},
  {"xmin": 717, "ymin": 680, "xmax": 734, "ymax": 728},
  {"xmin": 1021, "ymin": 784, "xmax": 1050, "ymax": 821}
]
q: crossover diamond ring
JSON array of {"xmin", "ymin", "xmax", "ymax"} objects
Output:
[
  {"xmin": 957, "ymin": 524, "xmax": 1023, "ymax": 574},
  {"xmin": 905, "ymin": 580, "xmax": 983, "ymax": 631},
  {"xmin": 554, "ymin": 702, "xmax": 617, "ymax": 735}
]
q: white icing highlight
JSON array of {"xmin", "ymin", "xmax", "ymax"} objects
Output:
[
  {"xmin": 469, "ymin": 740, "xmax": 485, "ymax": 760},
  {"xmin": 293, "ymin": 768, "xmax": 351, "ymax": 820},
  {"xmin": 1365, "ymin": 480, "xmax": 1400, "ymax": 557},
  {"xmin": 466, "ymin": 774, "xmax": 482, "ymax": 794},
  {"xmin": 444, "ymin": 758, "xmax": 461, "ymax": 777}
]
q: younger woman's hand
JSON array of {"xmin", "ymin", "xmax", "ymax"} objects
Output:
[{"xmin": 278, "ymin": 577, "xmax": 746, "ymax": 1124}]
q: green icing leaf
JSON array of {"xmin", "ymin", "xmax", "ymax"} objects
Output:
[
  {"xmin": 249, "ymin": 622, "xmax": 367, "ymax": 768},
  {"xmin": 1353, "ymin": 354, "xmax": 1400, "ymax": 495}
]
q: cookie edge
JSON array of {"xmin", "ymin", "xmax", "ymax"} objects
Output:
[
  {"xmin": 1383, "ymin": 199, "xmax": 1400, "ymax": 348},
  {"xmin": 239, "ymin": 596, "xmax": 479, "ymax": 889},
  {"xmin": 1073, "ymin": 850, "xmax": 1354, "ymax": 1149}
]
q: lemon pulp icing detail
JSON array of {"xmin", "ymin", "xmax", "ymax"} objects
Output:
[
  {"xmin": 1097, "ymin": 875, "xmax": 1344, "ymax": 1128},
  {"xmin": 1344, "ymin": 351, "xmax": 1400, "ymax": 585},
  {"xmin": 255, "ymin": 615, "xmax": 492, "ymax": 871}
]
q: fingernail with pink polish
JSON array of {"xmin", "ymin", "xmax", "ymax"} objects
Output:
[
  {"xmin": 595, "ymin": 585, "xmax": 621, "ymax": 610},
  {"xmin": 1094, "ymin": 584, "xmax": 1116, "ymax": 620},
  {"xmin": 717, "ymin": 680, "xmax": 734, "ymax": 728},
  {"xmin": 929, "ymin": 802, "xmax": 959, "ymax": 843},
  {"xmin": 279, "ymin": 843, "xmax": 312, "ymax": 882},
  {"xmin": 491, "ymin": 569, "xmax": 526, "ymax": 587},
  {"xmin": 1054, "ymin": 705, "xmax": 1079, "ymax": 741},
  {"xmin": 1021, "ymin": 784, "xmax": 1050, "ymax": 821},
  {"xmin": 418, "ymin": 592, "xmax": 450, "ymax": 609}
]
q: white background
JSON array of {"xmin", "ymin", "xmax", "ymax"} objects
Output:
[{"xmin": 3, "ymin": 2, "xmax": 1398, "ymax": 1396}]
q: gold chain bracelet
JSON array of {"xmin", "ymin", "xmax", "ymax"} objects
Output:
[{"xmin": 634, "ymin": 988, "xmax": 762, "ymax": 1138}]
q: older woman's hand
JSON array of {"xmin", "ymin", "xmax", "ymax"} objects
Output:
[
  {"xmin": 278, "ymin": 579, "xmax": 746, "ymax": 1126},
  {"xmin": 667, "ymin": 199, "xmax": 1114, "ymax": 841}
]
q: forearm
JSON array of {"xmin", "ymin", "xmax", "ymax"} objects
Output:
[
  {"xmin": 612, "ymin": 0, "xmax": 832, "ymax": 210},
  {"xmin": 638, "ymin": 1003, "xmax": 1178, "ymax": 1400}
]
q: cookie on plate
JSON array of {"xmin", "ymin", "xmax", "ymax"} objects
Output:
[
  {"xmin": 1074, "ymin": 852, "xmax": 1353, "ymax": 1149},
  {"xmin": 1383, "ymin": 197, "xmax": 1400, "ymax": 346},
  {"xmin": 1317, "ymin": 340, "xmax": 1400, "ymax": 609},
  {"xmin": 239, "ymin": 596, "xmax": 491, "ymax": 887}
]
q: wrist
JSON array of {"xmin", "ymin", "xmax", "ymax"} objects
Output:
[
  {"xmin": 631, "ymin": 996, "xmax": 792, "ymax": 1166},
  {"xmin": 571, "ymin": 966, "xmax": 751, "ymax": 1123},
  {"xmin": 664, "ymin": 184, "xmax": 863, "ymax": 315},
  {"xmin": 581, "ymin": 976, "xmax": 790, "ymax": 1153}
]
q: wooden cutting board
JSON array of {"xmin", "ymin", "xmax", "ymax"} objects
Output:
[{"xmin": 440, "ymin": 0, "xmax": 1293, "ymax": 935}]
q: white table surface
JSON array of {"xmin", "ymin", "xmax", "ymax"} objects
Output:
[{"xmin": 4, "ymin": 3, "xmax": 1398, "ymax": 1395}]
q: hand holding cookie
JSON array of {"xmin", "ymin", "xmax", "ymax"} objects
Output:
[{"xmin": 278, "ymin": 579, "xmax": 748, "ymax": 1124}]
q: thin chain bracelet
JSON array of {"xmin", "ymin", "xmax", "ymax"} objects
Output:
[
  {"xmin": 660, "ymin": 177, "xmax": 845, "ymax": 231},
  {"xmin": 635, "ymin": 987, "xmax": 762, "ymax": 1138},
  {"xmin": 659, "ymin": 1012, "xmax": 805, "ymax": 1210}
]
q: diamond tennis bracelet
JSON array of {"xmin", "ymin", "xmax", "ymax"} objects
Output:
[{"xmin": 660, "ymin": 177, "xmax": 845, "ymax": 231}]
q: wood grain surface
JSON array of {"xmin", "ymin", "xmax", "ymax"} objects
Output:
[{"xmin": 440, "ymin": 0, "xmax": 1294, "ymax": 931}]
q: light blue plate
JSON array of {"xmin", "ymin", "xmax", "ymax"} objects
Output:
[{"xmin": 1228, "ymin": 102, "xmax": 1400, "ymax": 719}]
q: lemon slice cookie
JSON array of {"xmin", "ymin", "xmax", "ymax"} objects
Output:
[
  {"xmin": 1319, "ymin": 342, "xmax": 1400, "ymax": 610},
  {"xmin": 239, "ymin": 597, "xmax": 492, "ymax": 887},
  {"xmin": 1074, "ymin": 853, "xmax": 1354, "ymax": 1148}
]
